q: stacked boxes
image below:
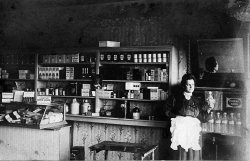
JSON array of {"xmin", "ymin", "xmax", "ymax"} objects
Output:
[
  {"xmin": 42, "ymin": 53, "xmax": 95, "ymax": 64},
  {"xmin": 81, "ymin": 84, "xmax": 91, "ymax": 97},
  {"xmin": 143, "ymin": 68, "xmax": 168, "ymax": 81},
  {"xmin": 1, "ymin": 69, "xmax": 9, "ymax": 79},
  {"xmin": 38, "ymin": 67, "xmax": 64, "ymax": 80},
  {"xmin": 66, "ymin": 67, "xmax": 74, "ymax": 80},
  {"xmin": 19, "ymin": 70, "xmax": 30, "ymax": 79},
  {"xmin": 71, "ymin": 53, "xmax": 80, "ymax": 63},
  {"xmin": 147, "ymin": 87, "xmax": 159, "ymax": 100},
  {"xmin": 2, "ymin": 92, "xmax": 14, "ymax": 103}
]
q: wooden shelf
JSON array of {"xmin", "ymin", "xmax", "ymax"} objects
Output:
[
  {"xmin": 66, "ymin": 114, "xmax": 167, "ymax": 128},
  {"xmin": 37, "ymin": 79, "xmax": 92, "ymax": 82},
  {"xmin": 100, "ymin": 62, "xmax": 167, "ymax": 65},
  {"xmin": 40, "ymin": 62, "xmax": 95, "ymax": 65},
  {"xmin": 51, "ymin": 95, "xmax": 95, "ymax": 99},
  {"xmin": 202, "ymin": 131, "xmax": 242, "ymax": 137},
  {"xmin": 0, "ymin": 79, "xmax": 34, "ymax": 81},
  {"xmin": 99, "ymin": 97, "xmax": 165, "ymax": 102},
  {"xmin": 102, "ymin": 80, "xmax": 168, "ymax": 83},
  {"xmin": 195, "ymin": 87, "xmax": 245, "ymax": 92}
]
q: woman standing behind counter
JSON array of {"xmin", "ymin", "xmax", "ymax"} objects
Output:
[{"xmin": 165, "ymin": 73, "xmax": 214, "ymax": 160}]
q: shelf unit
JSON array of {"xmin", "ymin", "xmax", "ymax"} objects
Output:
[
  {"xmin": 95, "ymin": 46, "xmax": 178, "ymax": 123},
  {"xmin": 35, "ymin": 49, "xmax": 98, "ymax": 114},
  {"xmin": 0, "ymin": 51, "xmax": 36, "ymax": 101},
  {"xmin": 195, "ymin": 87, "xmax": 246, "ymax": 137},
  {"xmin": 0, "ymin": 46, "xmax": 178, "ymax": 127}
]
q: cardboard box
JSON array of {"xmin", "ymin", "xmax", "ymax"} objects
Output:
[
  {"xmin": 81, "ymin": 89, "xmax": 90, "ymax": 96},
  {"xmin": 2, "ymin": 92, "xmax": 14, "ymax": 99},
  {"xmin": 82, "ymin": 84, "xmax": 91, "ymax": 89},
  {"xmin": 13, "ymin": 91, "xmax": 24, "ymax": 102},
  {"xmin": 72, "ymin": 53, "xmax": 80, "ymax": 63},
  {"xmin": 36, "ymin": 96, "xmax": 52, "ymax": 104},
  {"xmin": 147, "ymin": 87, "xmax": 159, "ymax": 100},
  {"xmin": 66, "ymin": 67, "xmax": 74, "ymax": 80},
  {"xmin": 125, "ymin": 82, "xmax": 141, "ymax": 90},
  {"xmin": 96, "ymin": 89, "xmax": 112, "ymax": 98},
  {"xmin": 2, "ymin": 98, "xmax": 14, "ymax": 103}
]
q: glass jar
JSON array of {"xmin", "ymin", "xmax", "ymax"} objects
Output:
[{"xmin": 132, "ymin": 106, "xmax": 140, "ymax": 120}]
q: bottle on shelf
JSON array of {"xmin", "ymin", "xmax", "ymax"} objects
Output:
[
  {"xmin": 54, "ymin": 86, "xmax": 59, "ymax": 96},
  {"xmin": 152, "ymin": 53, "xmax": 157, "ymax": 63},
  {"xmin": 64, "ymin": 102, "xmax": 69, "ymax": 114},
  {"xmin": 126, "ymin": 53, "xmax": 132, "ymax": 62},
  {"xmin": 214, "ymin": 111, "xmax": 221, "ymax": 133},
  {"xmin": 157, "ymin": 53, "xmax": 162, "ymax": 63},
  {"xmin": 207, "ymin": 111, "xmax": 214, "ymax": 132},
  {"xmin": 106, "ymin": 53, "xmax": 112, "ymax": 61},
  {"xmin": 138, "ymin": 54, "xmax": 142, "ymax": 63},
  {"xmin": 81, "ymin": 99, "xmax": 90, "ymax": 115},
  {"xmin": 235, "ymin": 112, "xmax": 242, "ymax": 136},
  {"xmin": 70, "ymin": 98, "xmax": 80, "ymax": 115},
  {"xmin": 148, "ymin": 53, "xmax": 152, "ymax": 63},
  {"xmin": 100, "ymin": 53, "xmax": 105, "ymax": 61},
  {"xmin": 228, "ymin": 112, "xmax": 235, "ymax": 134},
  {"xmin": 134, "ymin": 54, "xmax": 138, "ymax": 63},
  {"xmin": 130, "ymin": 90, "xmax": 134, "ymax": 99},
  {"xmin": 143, "ymin": 54, "xmax": 147, "ymax": 63},
  {"xmin": 120, "ymin": 53, "xmax": 125, "ymax": 62},
  {"xmin": 162, "ymin": 53, "xmax": 167, "ymax": 62},
  {"xmin": 132, "ymin": 105, "xmax": 140, "ymax": 120},
  {"xmin": 113, "ymin": 53, "xmax": 118, "ymax": 62},
  {"xmin": 221, "ymin": 112, "xmax": 228, "ymax": 134}
]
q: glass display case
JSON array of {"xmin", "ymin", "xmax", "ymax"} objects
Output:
[{"xmin": 0, "ymin": 102, "xmax": 67, "ymax": 129}]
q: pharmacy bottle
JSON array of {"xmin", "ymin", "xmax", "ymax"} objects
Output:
[
  {"xmin": 132, "ymin": 106, "xmax": 140, "ymax": 120},
  {"xmin": 70, "ymin": 98, "xmax": 80, "ymax": 115}
]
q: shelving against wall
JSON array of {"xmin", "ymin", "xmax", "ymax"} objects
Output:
[
  {"xmin": 95, "ymin": 46, "xmax": 178, "ymax": 123},
  {"xmin": 0, "ymin": 46, "xmax": 178, "ymax": 127},
  {"xmin": 195, "ymin": 87, "xmax": 246, "ymax": 160},
  {"xmin": 0, "ymin": 50, "xmax": 36, "ymax": 93},
  {"xmin": 35, "ymin": 49, "xmax": 98, "ymax": 115}
]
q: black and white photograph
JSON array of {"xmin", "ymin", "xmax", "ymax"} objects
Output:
[{"xmin": 0, "ymin": 0, "xmax": 249, "ymax": 160}]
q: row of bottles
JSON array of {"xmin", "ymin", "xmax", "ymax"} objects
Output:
[
  {"xmin": 37, "ymin": 83, "xmax": 94, "ymax": 97},
  {"xmin": 99, "ymin": 102, "xmax": 141, "ymax": 120},
  {"xmin": 42, "ymin": 53, "xmax": 96, "ymax": 64},
  {"xmin": 38, "ymin": 66, "xmax": 95, "ymax": 80},
  {"xmin": 66, "ymin": 98, "xmax": 143, "ymax": 119},
  {"xmin": 66, "ymin": 98, "xmax": 92, "ymax": 115},
  {"xmin": 100, "ymin": 52, "xmax": 169, "ymax": 63},
  {"xmin": 202, "ymin": 111, "xmax": 242, "ymax": 136}
]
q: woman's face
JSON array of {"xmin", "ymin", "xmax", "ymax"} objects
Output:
[{"xmin": 185, "ymin": 79, "xmax": 195, "ymax": 93}]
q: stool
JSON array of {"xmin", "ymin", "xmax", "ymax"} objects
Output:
[{"xmin": 89, "ymin": 141, "xmax": 158, "ymax": 160}]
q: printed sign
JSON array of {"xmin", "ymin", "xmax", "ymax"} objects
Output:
[
  {"xmin": 226, "ymin": 97, "xmax": 242, "ymax": 108},
  {"xmin": 36, "ymin": 96, "xmax": 51, "ymax": 104}
]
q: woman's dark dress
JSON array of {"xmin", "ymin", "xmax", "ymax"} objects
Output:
[{"xmin": 165, "ymin": 90, "xmax": 210, "ymax": 160}]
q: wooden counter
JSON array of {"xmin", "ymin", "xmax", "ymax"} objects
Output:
[
  {"xmin": 66, "ymin": 114, "xmax": 167, "ymax": 128},
  {"xmin": 0, "ymin": 125, "xmax": 70, "ymax": 160}
]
